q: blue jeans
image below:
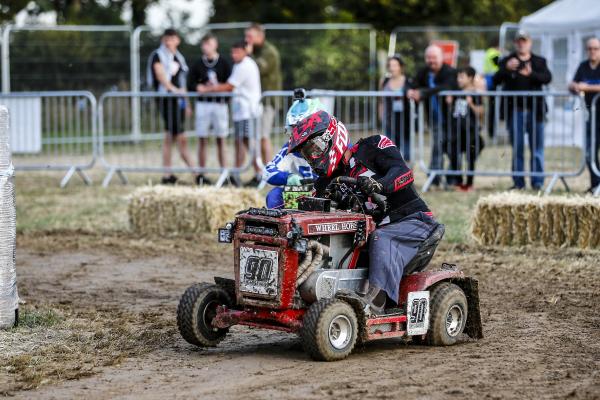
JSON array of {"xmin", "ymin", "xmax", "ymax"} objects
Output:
[
  {"xmin": 508, "ymin": 111, "xmax": 545, "ymax": 188},
  {"xmin": 585, "ymin": 118, "xmax": 600, "ymax": 188},
  {"xmin": 266, "ymin": 187, "xmax": 284, "ymax": 209}
]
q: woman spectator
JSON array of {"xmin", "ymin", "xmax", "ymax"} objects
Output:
[{"xmin": 380, "ymin": 55, "xmax": 412, "ymax": 161}]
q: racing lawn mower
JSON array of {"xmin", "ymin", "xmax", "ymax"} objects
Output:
[{"xmin": 177, "ymin": 177, "xmax": 483, "ymax": 361}]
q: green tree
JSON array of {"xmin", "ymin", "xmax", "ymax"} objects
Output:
[
  {"xmin": 0, "ymin": 0, "xmax": 157, "ymax": 26},
  {"xmin": 211, "ymin": 0, "xmax": 554, "ymax": 29}
]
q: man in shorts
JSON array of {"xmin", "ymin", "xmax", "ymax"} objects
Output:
[
  {"xmin": 197, "ymin": 40, "xmax": 262, "ymax": 187},
  {"xmin": 147, "ymin": 28, "xmax": 195, "ymax": 184},
  {"xmin": 188, "ymin": 33, "xmax": 232, "ymax": 185}
]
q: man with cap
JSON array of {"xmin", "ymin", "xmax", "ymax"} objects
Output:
[{"xmin": 493, "ymin": 29, "xmax": 552, "ymax": 191}]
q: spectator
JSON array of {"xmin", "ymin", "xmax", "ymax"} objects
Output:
[
  {"xmin": 187, "ymin": 33, "xmax": 232, "ymax": 185},
  {"xmin": 147, "ymin": 28, "xmax": 194, "ymax": 185},
  {"xmin": 245, "ymin": 23, "xmax": 282, "ymax": 185},
  {"xmin": 198, "ymin": 40, "xmax": 262, "ymax": 187},
  {"xmin": 407, "ymin": 45, "xmax": 457, "ymax": 188},
  {"xmin": 445, "ymin": 67, "xmax": 485, "ymax": 191},
  {"xmin": 493, "ymin": 29, "xmax": 552, "ymax": 191},
  {"xmin": 484, "ymin": 40, "xmax": 502, "ymax": 139},
  {"xmin": 380, "ymin": 55, "xmax": 412, "ymax": 161},
  {"xmin": 569, "ymin": 37, "xmax": 600, "ymax": 194}
]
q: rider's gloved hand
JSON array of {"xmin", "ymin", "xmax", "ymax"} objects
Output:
[
  {"xmin": 286, "ymin": 174, "xmax": 302, "ymax": 186},
  {"xmin": 357, "ymin": 176, "xmax": 383, "ymax": 195}
]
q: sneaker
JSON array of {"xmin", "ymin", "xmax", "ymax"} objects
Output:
[
  {"xmin": 161, "ymin": 175, "xmax": 178, "ymax": 185},
  {"xmin": 244, "ymin": 176, "xmax": 262, "ymax": 187},
  {"xmin": 458, "ymin": 184, "xmax": 474, "ymax": 192},
  {"xmin": 531, "ymin": 185, "xmax": 543, "ymax": 192},
  {"xmin": 228, "ymin": 175, "xmax": 242, "ymax": 188},
  {"xmin": 508, "ymin": 185, "xmax": 524, "ymax": 191},
  {"xmin": 195, "ymin": 174, "xmax": 213, "ymax": 186}
]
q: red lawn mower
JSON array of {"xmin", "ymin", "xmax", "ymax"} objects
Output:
[{"xmin": 177, "ymin": 177, "xmax": 482, "ymax": 361}]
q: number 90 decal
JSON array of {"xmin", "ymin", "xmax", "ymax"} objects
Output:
[{"xmin": 406, "ymin": 291, "xmax": 430, "ymax": 336}]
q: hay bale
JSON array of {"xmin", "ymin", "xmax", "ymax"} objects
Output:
[
  {"xmin": 526, "ymin": 201, "xmax": 541, "ymax": 243},
  {"xmin": 471, "ymin": 192, "xmax": 600, "ymax": 249},
  {"xmin": 128, "ymin": 186, "xmax": 263, "ymax": 236},
  {"xmin": 471, "ymin": 197, "xmax": 497, "ymax": 245},
  {"xmin": 590, "ymin": 202, "xmax": 600, "ymax": 248}
]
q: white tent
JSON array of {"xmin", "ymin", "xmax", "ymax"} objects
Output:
[{"xmin": 520, "ymin": 0, "xmax": 600, "ymax": 88}]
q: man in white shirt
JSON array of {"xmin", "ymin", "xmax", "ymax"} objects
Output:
[{"xmin": 198, "ymin": 40, "xmax": 262, "ymax": 186}]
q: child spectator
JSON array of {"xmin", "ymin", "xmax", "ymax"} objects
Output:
[
  {"xmin": 187, "ymin": 33, "xmax": 232, "ymax": 185},
  {"xmin": 445, "ymin": 66, "xmax": 485, "ymax": 191},
  {"xmin": 197, "ymin": 40, "xmax": 262, "ymax": 187}
]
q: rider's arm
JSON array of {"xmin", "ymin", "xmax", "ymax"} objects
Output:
[{"xmin": 369, "ymin": 136, "xmax": 415, "ymax": 193}]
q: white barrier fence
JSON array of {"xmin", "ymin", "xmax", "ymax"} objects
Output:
[
  {"xmin": 417, "ymin": 91, "xmax": 586, "ymax": 194},
  {"xmin": 0, "ymin": 91, "xmax": 97, "ymax": 187},
  {"xmin": 0, "ymin": 89, "xmax": 594, "ymax": 194},
  {"xmin": 0, "ymin": 106, "xmax": 18, "ymax": 329}
]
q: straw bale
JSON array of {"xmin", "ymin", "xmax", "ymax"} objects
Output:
[
  {"xmin": 471, "ymin": 197, "xmax": 497, "ymax": 245},
  {"xmin": 590, "ymin": 202, "xmax": 600, "ymax": 248},
  {"xmin": 471, "ymin": 192, "xmax": 600, "ymax": 249},
  {"xmin": 128, "ymin": 186, "xmax": 263, "ymax": 236}
]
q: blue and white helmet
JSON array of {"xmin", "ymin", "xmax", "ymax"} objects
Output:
[{"xmin": 285, "ymin": 89, "xmax": 327, "ymax": 135}]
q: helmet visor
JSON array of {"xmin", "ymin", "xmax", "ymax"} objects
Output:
[{"xmin": 300, "ymin": 135, "xmax": 329, "ymax": 161}]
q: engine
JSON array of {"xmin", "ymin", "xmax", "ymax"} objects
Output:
[{"xmin": 219, "ymin": 204, "xmax": 377, "ymax": 310}]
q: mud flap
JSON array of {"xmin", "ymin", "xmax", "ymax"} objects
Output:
[
  {"xmin": 453, "ymin": 277, "xmax": 483, "ymax": 339},
  {"xmin": 214, "ymin": 276, "xmax": 236, "ymax": 302}
]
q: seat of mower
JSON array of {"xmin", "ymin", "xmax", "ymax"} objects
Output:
[{"xmin": 404, "ymin": 223, "xmax": 445, "ymax": 275}]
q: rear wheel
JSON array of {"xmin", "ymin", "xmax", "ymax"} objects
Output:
[
  {"xmin": 301, "ymin": 299, "xmax": 358, "ymax": 361},
  {"xmin": 177, "ymin": 283, "xmax": 232, "ymax": 347},
  {"xmin": 427, "ymin": 282, "xmax": 468, "ymax": 346}
]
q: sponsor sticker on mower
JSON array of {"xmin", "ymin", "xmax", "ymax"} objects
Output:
[
  {"xmin": 307, "ymin": 221, "xmax": 357, "ymax": 234},
  {"xmin": 239, "ymin": 246, "xmax": 279, "ymax": 297},
  {"xmin": 407, "ymin": 291, "xmax": 430, "ymax": 336}
]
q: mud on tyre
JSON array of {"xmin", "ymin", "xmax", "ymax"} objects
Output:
[
  {"xmin": 301, "ymin": 299, "xmax": 358, "ymax": 361},
  {"xmin": 424, "ymin": 282, "xmax": 468, "ymax": 346},
  {"xmin": 177, "ymin": 283, "xmax": 232, "ymax": 347}
]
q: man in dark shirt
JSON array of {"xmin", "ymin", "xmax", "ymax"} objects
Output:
[
  {"xmin": 569, "ymin": 37, "xmax": 600, "ymax": 193},
  {"xmin": 187, "ymin": 33, "xmax": 232, "ymax": 185},
  {"xmin": 407, "ymin": 45, "xmax": 457, "ymax": 188},
  {"xmin": 493, "ymin": 30, "xmax": 552, "ymax": 190}
]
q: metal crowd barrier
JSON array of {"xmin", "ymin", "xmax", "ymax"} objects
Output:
[
  {"xmin": 590, "ymin": 94, "xmax": 600, "ymax": 197},
  {"xmin": 0, "ymin": 91, "xmax": 97, "ymax": 187},
  {"xmin": 98, "ymin": 91, "xmax": 259, "ymax": 187},
  {"xmin": 416, "ymin": 91, "xmax": 586, "ymax": 194},
  {"xmin": 261, "ymin": 89, "xmax": 415, "ymax": 161}
]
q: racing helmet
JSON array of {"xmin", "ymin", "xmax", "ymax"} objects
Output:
[
  {"xmin": 285, "ymin": 89, "xmax": 327, "ymax": 135},
  {"xmin": 288, "ymin": 110, "xmax": 349, "ymax": 177}
]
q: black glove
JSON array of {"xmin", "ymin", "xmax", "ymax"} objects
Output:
[{"xmin": 357, "ymin": 176, "xmax": 383, "ymax": 195}]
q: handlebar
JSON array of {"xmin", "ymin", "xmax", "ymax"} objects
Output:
[{"xmin": 329, "ymin": 176, "xmax": 387, "ymax": 217}]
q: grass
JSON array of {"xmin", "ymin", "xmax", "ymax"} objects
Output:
[
  {"xmin": 0, "ymin": 304, "xmax": 175, "ymax": 395},
  {"xmin": 13, "ymin": 170, "xmax": 587, "ymax": 244}
]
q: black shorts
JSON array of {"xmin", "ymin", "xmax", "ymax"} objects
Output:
[{"xmin": 158, "ymin": 97, "xmax": 185, "ymax": 136}]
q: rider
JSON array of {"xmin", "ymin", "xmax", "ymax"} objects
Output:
[
  {"xmin": 263, "ymin": 90, "xmax": 322, "ymax": 208},
  {"xmin": 288, "ymin": 110, "xmax": 441, "ymax": 313}
]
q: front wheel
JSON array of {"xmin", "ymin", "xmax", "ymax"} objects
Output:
[
  {"xmin": 426, "ymin": 282, "xmax": 468, "ymax": 346},
  {"xmin": 177, "ymin": 283, "xmax": 232, "ymax": 347},
  {"xmin": 301, "ymin": 299, "xmax": 358, "ymax": 361}
]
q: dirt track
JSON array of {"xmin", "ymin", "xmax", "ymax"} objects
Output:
[{"xmin": 4, "ymin": 233, "xmax": 600, "ymax": 399}]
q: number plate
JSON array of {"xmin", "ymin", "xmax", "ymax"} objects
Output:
[
  {"xmin": 407, "ymin": 291, "xmax": 430, "ymax": 336},
  {"xmin": 239, "ymin": 246, "xmax": 279, "ymax": 296}
]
